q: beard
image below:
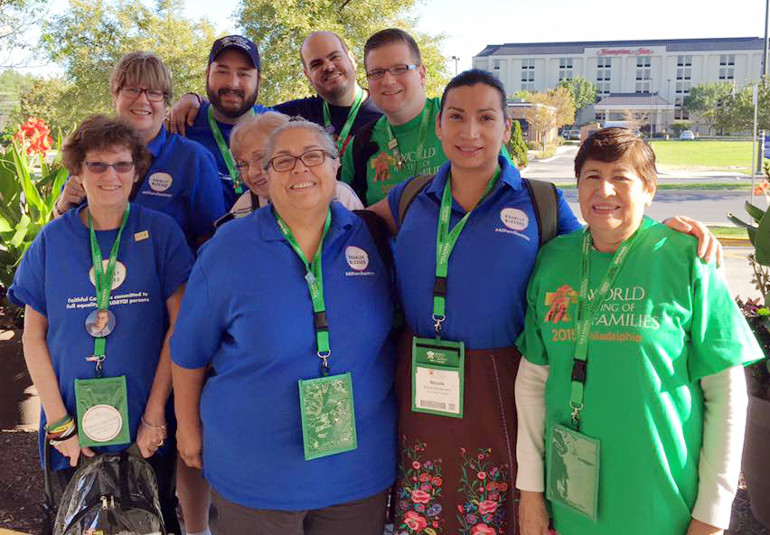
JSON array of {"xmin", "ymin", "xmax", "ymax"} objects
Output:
[{"xmin": 207, "ymin": 86, "xmax": 259, "ymax": 119}]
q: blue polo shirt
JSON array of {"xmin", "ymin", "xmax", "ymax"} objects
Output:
[
  {"xmin": 186, "ymin": 101, "xmax": 271, "ymax": 209},
  {"xmin": 8, "ymin": 205, "xmax": 193, "ymax": 471},
  {"xmin": 387, "ymin": 156, "xmax": 581, "ymax": 349},
  {"xmin": 171, "ymin": 202, "xmax": 397, "ymax": 510},
  {"xmin": 136, "ymin": 127, "xmax": 226, "ymax": 247}
]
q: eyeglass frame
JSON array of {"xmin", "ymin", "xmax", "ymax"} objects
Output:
[
  {"xmin": 266, "ymin": 149, "xmax": 337, "ymax": 173},
  {"xmin": 235, "ymin": 152, "xmax": 267, "ymax": 174},
  {"xmin": 83, "ymin": 160, "xmax": 136, "ymax": 174},
  {"xmin": 365, "ymin": 63, "xmax": 420, "ymax": 80},
  {"xmin": 120, "ymin": 86, "xmax": 168, "ymax": 102}
]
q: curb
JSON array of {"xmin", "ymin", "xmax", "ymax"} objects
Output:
[{"xmin": 718, "ymin": 237, "xmax": 752, "ymax": 247}]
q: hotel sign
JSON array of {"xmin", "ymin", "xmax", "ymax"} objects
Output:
[{"xmin": 598, "ymin": 48, "xmax": 653, "ymax": 56}]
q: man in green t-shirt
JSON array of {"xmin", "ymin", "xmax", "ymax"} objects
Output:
[{"xmin": 340, "ymin": 28, "xmax": 446, "ymax": 205}]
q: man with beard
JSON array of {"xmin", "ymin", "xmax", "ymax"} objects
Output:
[{"xmin": 182, "ymin": 35, "xmax": 270, "ymax": 209}]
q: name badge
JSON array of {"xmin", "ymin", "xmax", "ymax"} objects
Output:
[
  {"xmin": 547, "ymin": 424, "xmax": 600, "ymax": 521},
  {"xmin": 411, "ymin": 336, "xmax": 465, "ymax": 418},
  {"xmin": 74, "ymin": 376, "xmax": 131, "ymax": 447},
  {"xmin": 298, "ymin": 372, "xmax": 357, "ymax": 461}
]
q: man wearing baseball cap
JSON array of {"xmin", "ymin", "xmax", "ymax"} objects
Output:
[{"xmin": 182, "ymin": 35, "xmax": 270, "ymax": 209}]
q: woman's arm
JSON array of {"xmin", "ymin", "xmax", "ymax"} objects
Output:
[
  {"xmin": 21, "ymin": 306, "xmax": 94, "ymax": 466},
  {"xmin": 366, "ymin": 198, "xmax": 398, "ymax": 235},
  {"xmin": 688, "ymin": 365, "xmax": 747, "ymax": 533},
  {"xmin": 172, "ymin": 363, "xmax": 207, "ymax": 469},
  {"xmin": 515, "ymin": 358, "xmax": 551, "ymax": 535},
  {"xmin": 136, "ymin": 284, "xmax": 185, "ymax": 458}
]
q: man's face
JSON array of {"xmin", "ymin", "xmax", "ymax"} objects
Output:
[
  {"xmin": 301, "ymin": 33, "xmax": 357, "ymax": 103},
  {"xmin": 206, "ymin": 49, "xmax": 260, "ymax": 119},
  {"xmin": 365, "ymin": 42, "xmax": 426, "ymax": 124}
]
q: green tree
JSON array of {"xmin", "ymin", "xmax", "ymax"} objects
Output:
[
  {"xmin": 521, "ymin": 88, "xmax": 575, "ymax": 150},
  {"xmin": 557, "ymin": 76, "xmax": 597, "ymax": 111},
  {"xmin": 13, "ymin": 76, "xmax": 74, "ymax": 135},
  {"xmin": 39, "ymin": 0, "xmax": 217, "ymax": 122},
  {"xmin": 506, "ymin": 119, "xmax": 528, "ymax": 168},
  {"xmin": 237, "ymin": 0, "xmax": 450, "ymax": 105},
  {"xmin": 683, "ymin": 81, "xmax": 735, "ymax": 133},
  {"xmin": 1, "ymin": 0, "xmax": 46, "ymax": 67}
]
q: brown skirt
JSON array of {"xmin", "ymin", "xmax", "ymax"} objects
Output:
[{"xmin": 392, "ymin": 330, "xmax": 521, "ymax": 535}]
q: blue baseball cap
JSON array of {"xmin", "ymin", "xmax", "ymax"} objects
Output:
[{"xmin": 208, "ymin": 35, "xmax": 261, "ymax": 71}]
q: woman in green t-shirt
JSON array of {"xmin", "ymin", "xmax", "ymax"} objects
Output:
[{"xmin": 515, "ymin": 127, "xmax": 761, "ymax": 535}]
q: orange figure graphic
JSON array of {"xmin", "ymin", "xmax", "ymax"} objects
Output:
[{"xmin": 545, "ymin": 284, "xmax": 578, "ymax": 323}]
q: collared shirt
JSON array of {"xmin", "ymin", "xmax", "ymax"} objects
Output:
[
  {"xmin": 171, "ymin": 202, "xmax": 397, "ymax": 510},
  {"xmin": 186, "ymin": 101, "xmax": 272, "ymax": 209},
  {"xmin": 137, "ymin": 126, "xmax": 226, "ymax": 247},
  {"xmin": 274, "ymin": 94, "xmax": 382, "ymax": 140},
  {"xmin": 387, "ymin": 155, "xmax": 582, "ymax": 349}
]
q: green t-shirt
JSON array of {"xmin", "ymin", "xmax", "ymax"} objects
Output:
[
  {"xmin": 516, "ymin": 217, "xmax": 761, "ymax": 535},
  {"xmin": 341, "ymin": 97, "xmax": 445, "ymax": 205}
]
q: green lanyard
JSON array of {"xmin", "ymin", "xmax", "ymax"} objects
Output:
[
  {"xmin": 323, "ymin": 86, "xmax": 364, "ymax": 157},
  {"xmin": 568, "ymin": 225, "xmax": 642, "ymax": 430},
  {"xmin": 207, "ymin": 105, "xmax": 243, "ymax": 194},
  {"xmin": 432, "ymin": 169, "xmax": 500, "ymax": 334},
  {"xmin": 275, "ymin": 209, "xmax": 333, "ymax": 375},
  {"xmin": 88, "ymin": 204, "xmax": 131, "ymax": 376},
  {"xmin": 385, "ymin": 100, "xmax": 432, "ymax": 172}
]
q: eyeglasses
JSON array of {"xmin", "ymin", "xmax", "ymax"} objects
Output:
[
  {"xmin": 121, "ymin": 86, "xmax": 167, "ymax": 102},
  {"xmin": 84, "ymin": 161, "xmax": 135, "ymax": 174},
  {"xmin": 235, "ymin": 153, "xmax": 266, "ymax": 174},
  {"xmin": 366, "ymin": 63, "xmax": 419, "ymax": 80},
  {"xmin": 268, "ymin": 149, "xmax": 335, "ymax": 172}
]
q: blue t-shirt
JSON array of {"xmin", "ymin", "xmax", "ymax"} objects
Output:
[
  {"xmin": 8, "ymin": 205, "xmax": 193, "ymax": 471},
  {"xmin": 136, "ymin": 126, "xmax": 226, "ymax": 247},
  {"xmin": 171, "ymin": 202, "xmax": 397, "ymax": 510},
  {"xmin": 387, "ymin": 156, "xmax": 582, "ymax": 349},
  {"xmin": 186, "ymin": 101, "xmax": 271, "ymax": 209}
]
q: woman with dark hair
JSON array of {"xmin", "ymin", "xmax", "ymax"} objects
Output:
[
  {"xmin": 367, "ymin": 70, "xmax": 721, "ymax": 534},
  {"xmin": 8, "ymin": 115, "xmax": 192, "ymax": 533}
]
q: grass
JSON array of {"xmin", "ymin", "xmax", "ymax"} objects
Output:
[
  {"xmin": 709, "ymin": 226, "xmax": 751, "ymax": 239},
  {"xmin": 648, "ymin": 140, "xmax": 752, "ymax": 174}
]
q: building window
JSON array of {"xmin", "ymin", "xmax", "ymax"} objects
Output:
[
  {"xmin": 673, "ymin": 55, "xmax": 692, "ymax": 120},
  {"xmin": 719, "ymin": 54, "xmax": 735, "ymax": 80},
  {"xmin": 676, "ymin": 55, "xmax": 692, "ymax": 82},
  {"xmin": 596, "ymin": 57, "xmax": 611, "ymax": 96},
  {"xmin": 635, "ymin": 56, "xmax": 651, "ymax": 93},
  {"xmin": 521, "ymin": 59, "xmax": 535, "ymax": 92},
  {"xmin": 558, "ymin": 58, "xmax": 573, "ymax": 81}
]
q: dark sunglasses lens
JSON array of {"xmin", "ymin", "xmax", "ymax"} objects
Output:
[
  {"xmin": 114, "ymin": 162, "xmax": 134, "ymax": 172},
  {"xmin": 87, "ymin": 162, "xmax": 109, "ymax": 173}
]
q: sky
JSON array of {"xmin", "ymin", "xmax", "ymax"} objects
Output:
[{"xmin": 10, "ymin": 0, "xmax": 770, "ymax": 75}]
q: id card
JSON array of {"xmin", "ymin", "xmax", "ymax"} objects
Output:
[
  {"xmin": 546, "ymin": 424, "xmax": 600, "ymax": 521},
  {"xmin": 298, "ymin": 372, "xmax": 358, "ymax": 461},
  {"xmin": 411, "ymin": 336, "xmax": 464, "ymax": 418},
  {"xmin": 74, "ymin": 376, "xmax": 131, "ymax": 447}
]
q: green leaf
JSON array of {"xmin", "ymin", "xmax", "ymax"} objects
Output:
[
  {"xmin": 9, "ymin": 214, "xmax": 31, "ymax": 248},
  {"xmin": 746, "ymin": 201, "xmax": 766, "ymax": 225},
  {"xmin": 0, "ymin": 215, "xmax": 12, "ymax": 233},
  {"xmin": 755, "ymin": 209, "xmax": 770, "ymax": 265},
  {"xmin": 727, "ymin": 213, "xmax": 753, "ymax": 229}
]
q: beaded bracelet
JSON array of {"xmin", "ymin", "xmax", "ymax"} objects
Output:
[
  {"xmin": 45, "ymin": 414, "xmax": 74, "ymax": 433},
  {"xmin": 140, "ymin": 417, "xmax": 167, "ymax": 431}
]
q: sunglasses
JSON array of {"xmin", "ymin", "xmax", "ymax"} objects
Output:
[{"xmin": 83, "ymin": 161, "xmax": 135, "ymax": 174}]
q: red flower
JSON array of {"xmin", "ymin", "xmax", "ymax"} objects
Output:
[
  {"xmin": 478, "ymin": 500, "xmax": 498, "ymax": 515},
  {"xmin": 432, "ymin": 476, "xmax": 443, "ymax": 486},
  {"xmin": 420, "ymin": 473, "xmax": 431, "ymax": 482},
  {"xmin": 471, "ymin": 524, "xmax": 496, "ymax": 535},
  {"xmin": 404, "ymin": 511, "xmax": 428, "ymax": 531},
  {"xmin": 486, "ymin": 482, "xmax": 497, "ymax": 491},
  {"xmin": 14, "ymin": 116, "xmax": 53, "ymax": 157},
  {"xmin": 477, "ymin": 471, "xmax": 487, "ymax": 480},
  {"xmin": 499, "ymin": 482, "xmax": 509, "ymax": 492},
  {"xmin": 410, "ymin": 489, "xmax": 431, "ymax": 504},
  {"xmin": 412, "ymin": 461, "xmax": 421, "ymax": 469}
]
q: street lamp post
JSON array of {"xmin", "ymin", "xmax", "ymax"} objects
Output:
[{"xmin": 451, "ymin": 56, "xmax": 460, "ymax": 76}]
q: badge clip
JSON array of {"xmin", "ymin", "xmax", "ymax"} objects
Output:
[{"xmin": 318, "ymin": 350, "xmax": 331, "ymax": 376}]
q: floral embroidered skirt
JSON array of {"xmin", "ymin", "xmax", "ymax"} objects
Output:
[{"xmin": 392, "ymin": 331, "xmax": 522, "ymax": 535}]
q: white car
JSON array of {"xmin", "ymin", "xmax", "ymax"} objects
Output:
[{"xmin": 679, "ymin": 130, "xmax": 695, "ymax": 140}]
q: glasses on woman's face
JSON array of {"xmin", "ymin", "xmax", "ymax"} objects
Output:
[
  {"xmin": 121, "ymin": 86, "xmax": 166, "ymax": 102},
  {"xmin": 235, "ymin": 153, "xmax": 266, "ymax": 174},
  {"xmin": 83, "ymin": 161, "xmax": 135, "ymax": 174},
  {"xmin": 267, "ymin": 149, "xmax": 335, "ymax": 172}
]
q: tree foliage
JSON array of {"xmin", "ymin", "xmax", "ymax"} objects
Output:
[
  {"xmin": 0, "ymin": 0, "xmax": 45, "ymax": 67},
  {"xmin": 237, "ymin": 0, "xmax": 450, "ymax": 105},
  {"xmin": 557, "ymin": 76, "xmax": 597, "ymax": 110},
  {"xmin": 521, "ymin": 88, "xmax": 576, "ymax": 149},
  {"xmin": 683, "ymin": 81, "xmax": 735, "ymax": 133},
  {"xmin": 39, "ymin": 0, "xmax": 217, "ymax": 122},
  {"xmin": 506, "ymin": 119, "xmax": 528, "ymax": 168}
]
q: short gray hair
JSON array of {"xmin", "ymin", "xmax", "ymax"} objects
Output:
[
  {"xmin": 230, "ymin": 111, "xmax": 289, "ymax": 159},
  {"xmin": 263, "ymin": 118, "xmax": 338, "ymax": 171}
]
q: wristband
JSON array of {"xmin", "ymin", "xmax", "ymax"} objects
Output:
[
  {"xmin": 45, "ymin": 414, "xmax": 73, "ymax": 432},
  {"xmin": 141, "ymin": 416, "xmax": 167, "ymax": 431}
]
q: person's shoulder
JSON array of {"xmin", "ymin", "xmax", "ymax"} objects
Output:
[
  {"xmin": 641, "ymin": 217, "xmax": 698, "ymax": 252},
  {"xmin": 538, "ymin": 226, "xmax": 583, "ymax": 259},
  {"xmin": 132, "ymin": 203, "xmax": 184, "ymax": 234},
  {"xmin": 274, "ymin": 96, "xmax": 318, "ymax": 115}
]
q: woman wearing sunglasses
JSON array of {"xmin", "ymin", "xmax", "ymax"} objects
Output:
[
  {"xmin": 54, "ymin": 51, "xmax": 226, "ymax": 251},
  {"xmin": 9, "ymin": 115, "xmax": 193, "ymax": 533}
]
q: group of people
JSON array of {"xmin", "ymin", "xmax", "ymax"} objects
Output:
[{"xmin": 6, "ymin": 24, "xmax": 762, "ymax": 535}]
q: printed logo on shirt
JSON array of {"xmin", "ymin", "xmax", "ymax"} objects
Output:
[
  {"xmin": 148, "ymin": 172, "xmax": 173, "ymax": 192},
  {"xmin": 544, "ymin": 284, "xmax": 578, "ymax": 323},
  {"xmin": 500, "ymin": 208, "xmax": 529, "ymax": 231},
  {"xmin": 345, "ymin": 246, "xmax": 375, "ymax": 277},
  {"xmin": 88, "ymin": 260, "xmax": 127, "ymax": 290}
]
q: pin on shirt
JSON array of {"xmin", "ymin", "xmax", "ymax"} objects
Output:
[{"xmin": 134, "ymin": 230, "xmax": 149, "ymax": 242}]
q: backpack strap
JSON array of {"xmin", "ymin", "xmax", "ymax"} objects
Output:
[
  {"xmin": 397, "ymin": 174, "xmax": 435, "ymax": 228},
  {"xmin": 354, "ymin": 209, "xmax": 393, "ymax": 271},
  {"xmin": 522, "ymin": 177, "xmax": 559, "ymax": 246},
  {"xmin": 349, "ymin": 119, "xmax": 379, "ymax": 203}
]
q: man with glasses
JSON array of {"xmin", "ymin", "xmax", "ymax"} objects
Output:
[{"xmin": 340, "ymin": 28, "xmax": 446, "ymax": 205}]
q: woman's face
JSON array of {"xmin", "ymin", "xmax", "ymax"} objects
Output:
[
  {"xmin": 578, "ymin": 155, "xmax": 655, "ymax": 247},
  {"xmin": 81, "ymin": 146, "xmax": 137, "ymax": 212},
  {"xmin": 436, "ymin": 83, "xmax": 511, "ymax": 175},
  {"xmin": 233, "ymin": 127, "xmax": 272, "ymax": 198},
  {"xmin": 113, "ymin": 82, "xmax": 166, "ymax": 141},
  {"xmin": 94, "ymin": 310, "xmax": 109, "ymax": 330},
  {"xmin": 266, "ymin": 128, "xmax": 338, "ymax": 217}
]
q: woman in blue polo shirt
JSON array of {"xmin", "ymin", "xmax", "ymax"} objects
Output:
[
  {"xmin": 9, "ymin": 115, "xmax": 192, "ymax": 533},
  {"xmin": 54, "ymin": 51, "xmax": 226, "ymax": 250},
  {"xmin": 171, "ymin": 119, "xmax": 396, "ymax": 533}
]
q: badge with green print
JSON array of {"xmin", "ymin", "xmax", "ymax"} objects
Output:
[
  {"xmin": 547, "ymin": 424, "xmax": 600, "ymax": 521},
  {"xmin": 411, "ymin": 336, "xmax": 464, "ymax": 418},
  {"xmin": 74, "ymin": 376, "xmax": 131, "ymax": 447},
  {"xmin": 298, "ymin": 372, "xmax": 357, "ymax": 461}
]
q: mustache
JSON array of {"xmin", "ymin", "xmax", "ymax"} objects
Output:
[{"xmin": 218, "ymin": 88, "xmax": 245, "ymax": 98}]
